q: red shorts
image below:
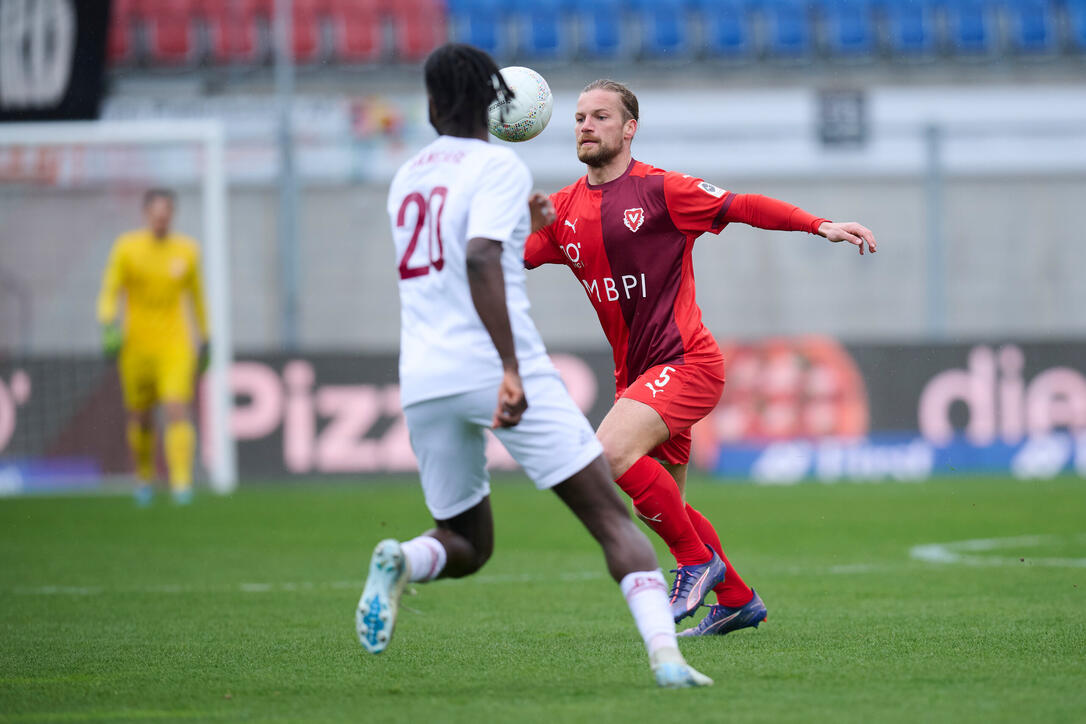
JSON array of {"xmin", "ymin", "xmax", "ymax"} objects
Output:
[{"xmin": 616, "ymin": 357, "xmax": 726, "ymax": 465}]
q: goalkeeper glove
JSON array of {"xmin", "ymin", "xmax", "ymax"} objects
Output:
[
  {"xmin": 101, "ymin": 323, "xmax": 123, "ymax": 360},
  {"xmin": 198, "ymin": 342, "xmax": 211, "ymax": 374}
]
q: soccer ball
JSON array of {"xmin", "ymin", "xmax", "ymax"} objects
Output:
[{"xmin": 487, "ymin": 66, "xmax": 554, "ymax": 143}]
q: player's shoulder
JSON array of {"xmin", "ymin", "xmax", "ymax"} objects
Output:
[
  {"xmin": 114, "ymin": 229, "xmax": 143, "ymax": 245},
  {"xmin": 630, "ymin": 161, "xmax": 690, "ymax": 200},
  {"xmin": 392, "ymin": 138, "xmax": 527, "ymax": 190},
  {"xmin": 549, "ymin": 175, "xmax": 588, "ymax": 208},
  {"xmin": 111, "ymin": 229, "xmax": 145, "ymax": 254},
  {"xmin": 634, "ymin": 161, "xmax": 696, "ymax": 186},
  {"xmin": 469, "ymin": 142, "xmax": 532, "ymax": 196},
  {"xmin": 390, "ymin": 138, "xmax": 447, "ymax": 187},
  {"xmin": 649, "ymin": 164, "xmax": 728, "ymax": 200},
  {"xmin": 171, "ymin": 234, "xmax": 201, "ymax": 255},
  {"xmin": 632, "ymin": 160, "xmax": 671, "ymax": 179},
  {"xmin": 474, "ymin": 140, "xmax": 528, "ymax": 175},
  {"xmin": 475, "ymin": 138, "xmax": 517, "ymax": 161}
]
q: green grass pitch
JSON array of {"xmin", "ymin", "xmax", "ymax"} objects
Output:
[{"xmin": 1, "ymin": 474, "xmax": 1084, "ymax": 723}]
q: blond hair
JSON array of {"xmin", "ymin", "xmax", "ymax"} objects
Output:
[{"xmin": 582, "ymin": 79, "xmax": 639, "ymax": 122}]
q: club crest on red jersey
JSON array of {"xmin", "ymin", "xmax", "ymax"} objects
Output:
[{"xmin": 623, "ymin": 207, "xmax": 645, "ymax": 233}]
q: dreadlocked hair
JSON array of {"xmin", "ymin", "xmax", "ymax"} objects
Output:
[{"xmin": 424, "ymin": 43, "xmax": 513, "ymax": 137}]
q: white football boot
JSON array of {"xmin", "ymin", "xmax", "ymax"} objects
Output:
[
  {"xmin": 650, "ymin": 647, "xmax": 714, "ymax": 688},
  {"xmin": 356, "ymin": 539, "xmax": 410, "ymax": 654}
]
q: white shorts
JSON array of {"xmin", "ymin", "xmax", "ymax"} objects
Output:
[{"xmin": 403, "ymin": 371, "xmax": 605, "ymax": 520}]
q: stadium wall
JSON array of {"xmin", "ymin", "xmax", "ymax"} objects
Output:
[
  {"xmin": 2, "ymin": 338, "xmax": 1085, "ymax": 491},
  {"xmin": 5, "ymin": 174, "xmax": 1086, "ymax": 354}
]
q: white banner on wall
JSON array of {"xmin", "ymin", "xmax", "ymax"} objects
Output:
[{"xmin": 73, "ymin": 83, "xmax": 1086, "ymax": 187}]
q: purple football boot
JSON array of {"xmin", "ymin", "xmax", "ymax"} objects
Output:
[
  {"xmin": 668, "ymin": 547, "xmax": 728, "ymax": 623},
  {"xmin": 679, "ymin": 589, "xmax": 768, "ymax": 637}
]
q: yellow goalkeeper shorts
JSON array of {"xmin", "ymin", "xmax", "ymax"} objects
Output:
[{"xmin": 118, "ymin": 346, "xmax": 196, "ymax": 411}]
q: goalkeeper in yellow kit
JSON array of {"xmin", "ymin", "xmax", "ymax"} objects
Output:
[{"xmin": 97, "ymin": 189, "xmax": 209, "ymax": 505}]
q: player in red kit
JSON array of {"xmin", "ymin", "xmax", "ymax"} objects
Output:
[{"xmin": 525, "ymin": 79, "xmax": 877, "ymax": 636}]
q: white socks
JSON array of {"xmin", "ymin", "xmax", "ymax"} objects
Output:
[
  {"xmin": 620, "ymin": 570, "xmax": 678, "ymax": 658},
  {"xmin": 400, "ymin": 536, "xmax": 447, "ymax": 582}
]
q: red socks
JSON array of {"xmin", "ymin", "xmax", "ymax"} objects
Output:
[
  {"xmin": 615, "ymin": 457, "xmax": 711, "ymax": 566},
  {"xmin": 685, "ymin": 503, "xmax": 753, "ymax": 608},
  {"xmin": 614, "ymin": 456, "xmax": 755, "ymax": 608}
]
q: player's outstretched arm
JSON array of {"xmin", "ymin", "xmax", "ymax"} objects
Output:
[
  {"xmin": 718, "ymin": 192, "xmax": 878, "ymax": 256},
  {"xmin": 466, "ymin": 237, "xmax": 528, "ymax": 429},
  {"xmin": 817, "ymin": 221, "xmax": 878, "ymax": 255}
]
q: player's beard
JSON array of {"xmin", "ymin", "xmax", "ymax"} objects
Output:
[{"xmin": 577, "ymin": 137, "xmax": 620, "ymax": 167}]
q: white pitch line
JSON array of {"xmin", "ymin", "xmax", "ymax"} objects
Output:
[
  {"xmin": 827, "ymin": 563, "xmax": 896, "ymax": 575},
  {"xmin": 12, "ymin": 538, "xmax": 1082, "ymax": 599},
  {"xmin": 910, "ymin": 533, "xmax": 1086, "ymax": 568},
  {"xmin": 454, "ymin": 570, "xmax": 605, "ymax": 585},
  {"xmin": 12, "ymin": 585, "xmax": 106, "ymax": 596},
  {"xmin": 7, "ymin": 571, "xmax": 610, "ymax": 597},
  {"xmin": 7, "ymin": 562, "xmax": 917, "ymax": 598}
]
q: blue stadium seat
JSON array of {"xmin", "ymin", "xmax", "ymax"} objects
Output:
[
  {"xmin": 575, "ymin": 0, "xmax": 625, "ymax": 59},
  {"xmin": 693, "ymin": 0, "xmax": 754, "ymax": 59},
  {"xmin": 447, "ymin": 0, "xmax": 507, "ymax": 58},
  {"xmin": 1002, "ymin": 0, "xmax": 1056, "ymax": 54},
  {"xmin": 637, "ymin": 0, "xmax": 689, "ymax": 58},
  {"xmin": 756, "ymin": 0, "xmax": 814, "ymax": 59},
  {"xmin": 1070, "ymin": 0, "xmax": 1086, "ymax": 51},
  {"xmin": 944, "ymin": 0, "xmax": 996, "ymax": 55},
  {"xmin": 819, "ymin": 0, "xmax": 876, "ymax": 58},
  {"xmin": 515, "ymin": 0, "xmax": 568, "ymax": 60},
  {"xmin": 882, "ymin": 0, "xmax": 938, "ymax": 57}
]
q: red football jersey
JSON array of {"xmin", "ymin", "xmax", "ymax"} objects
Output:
[{"xmin": 525, "ymin": 160, "xmax": 736, "ymax": 389}]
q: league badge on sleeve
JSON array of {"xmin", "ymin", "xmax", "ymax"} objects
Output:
[{"xmin": 698, "ymin": 181, "xmax": 725, "ymax": 198}]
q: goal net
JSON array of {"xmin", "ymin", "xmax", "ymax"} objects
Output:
[{"xmin": 0, "ymin": 120, "xmax": 236, "ymax": 495}]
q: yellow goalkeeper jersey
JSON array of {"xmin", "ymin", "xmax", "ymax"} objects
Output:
[{"xmin": 97, "ymin": 229, "xmax": 209, "ymax": 352}]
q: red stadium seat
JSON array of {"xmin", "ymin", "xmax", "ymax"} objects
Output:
[
  {"xmin": 239, "ymin": 0, "xmax": 275, "ymax": 59},
  {"xmin": 202, "ymin": 3, "xmax": 239, "ymax": 63},
  {"xmin": 142, "ymin": 0, "xmax": 201, "ymax": 65},
  {"xmin": 204, "ymin": 0, "xmax": 271, "ymax": 63},
  {"xmin": 330, "ymin": 0, "xmax": 383, "ymax": 63},
  {"xmin": 204, "ymin": 0, "xmax": 329, "ymax": 64},
  {"xmin": 241, "ymin": 0, "xmax": 275, "ymax": 17},
  {"xmin": 244, "ymin": 0, "xmax": 328, "ymax": 61},
  {"xmin": 391, "ymin": 0, "xmax": 446, "ymax": 61},
  {"xmin": 107, "ymin": 0, "xmax": 142, "ymax": 64},
  {"xmin": 292, "ymin": 0, "xmax": 328, "ymax": 62}
]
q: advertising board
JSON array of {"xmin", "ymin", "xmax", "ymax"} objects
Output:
[{"xmin": 2, "ymin": 339, "xmax": 1084, "ymax": 490}]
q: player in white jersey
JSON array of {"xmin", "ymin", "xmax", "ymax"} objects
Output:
[{"xmin": 356, "ymin": 44, "xmax": 711, "ymax": 688}]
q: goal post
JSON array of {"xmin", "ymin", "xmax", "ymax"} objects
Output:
[{"xmin": 0, "ymin": 119, "xmax": 237, "ymax": 493}]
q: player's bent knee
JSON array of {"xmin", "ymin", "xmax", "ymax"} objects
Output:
[
  {"xmin": 444, "ymin": 546, "xmax": 492, "ymax": 578},
  {"xmin": 470, "ymin": 536, "xmax": 494, "ymax": 574},
  {"xmin": 599, "ymin": 441, "xmax": 638, "ymax": 480},
  {"xmin": 473, "ymin": 547, "xmax": 493, "ymax": 573}
]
